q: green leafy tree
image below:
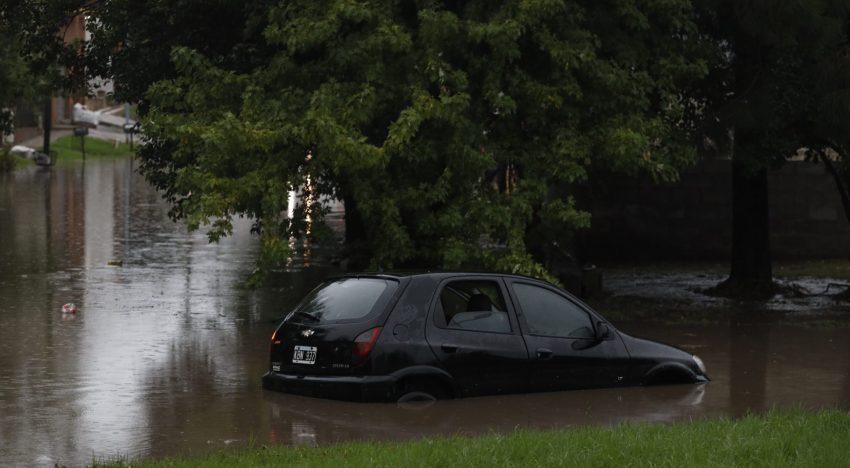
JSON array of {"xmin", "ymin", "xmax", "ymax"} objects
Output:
[
  {"xmin": 139, "ymin": 0, "xmax": 706, "ymax": 279},
  {"xmin": 0, "ymin": 0, "xmax": 97, "ymax": 142},
  {"xmin": 0, "ymin": 21, "xmax": 33, "ymax": 136},
  {"xmin": 81, "ymin": 0, "xmax": 277, "ymax": 106},
  {"xmin": 9, "ymin": 0, "xmax": 706, "ymax": 280},
  {"xmin": 2, "ymin": 0, "xmax": 277, "ymax": 116},
  {"xmin": 696, "ymin": 0, "xmax": 850, "ymax": 295},
  {"xmin": 5, "ymin": 1, "xmax": 95, "ymax": 78}
]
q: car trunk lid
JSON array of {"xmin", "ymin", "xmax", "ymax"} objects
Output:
[{"xmin": 269, "ymin": 277, "xmax": 401, "ymax": 375}]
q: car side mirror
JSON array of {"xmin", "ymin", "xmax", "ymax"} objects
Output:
[{"xmin": 595, "ymin": 322, "xmax": 610, "ymax": 341}]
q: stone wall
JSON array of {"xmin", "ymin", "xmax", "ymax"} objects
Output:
[{"xmin": 583, "ymin": 160, "xmax": 850, "ymax": 260}]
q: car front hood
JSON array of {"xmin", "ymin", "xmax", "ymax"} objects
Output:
[{"xmin": 618, "ymin": 332, "xmax": 706, "ymax": 380}]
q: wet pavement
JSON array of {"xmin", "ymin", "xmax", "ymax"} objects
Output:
[{"xmin": 1, "ymin": 159, "xmax": 849, "ymax": 467}]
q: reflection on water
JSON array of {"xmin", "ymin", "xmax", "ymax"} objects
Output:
[
  {"xmin": 0, "ymin": 159, "xmax": 333, "ymax": 466},
  {"xmin": 265, "ymin": 384, "xmax": 708, "ymax": 448},
  {"xmin": 0, "ymin": 159, "xmax": 849, "ymax": 467}
]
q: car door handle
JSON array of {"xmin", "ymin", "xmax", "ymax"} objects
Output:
[
  {"xmin": 441, "ymin": 344, "xmax": 459, "ymax": 353},
  {"xmin": 536, "ymin": 348, "xmax": 553, "ymax": 359}
]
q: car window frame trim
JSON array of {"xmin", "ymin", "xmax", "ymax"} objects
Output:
[
  {"xmin": 426, "ymin": 276, "xmax": 522, "ymax": 336},
  {"xmin": 504, "ymin": 278, "xmax": 604, "ymax": 341}
]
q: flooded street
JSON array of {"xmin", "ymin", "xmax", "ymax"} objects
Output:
[{"xmin": 1, "ymin": 159, "xmax": 849, "ymax": 467}]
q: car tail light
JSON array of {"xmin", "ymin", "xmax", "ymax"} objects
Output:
[
  {"xmin": 270, "ymin": 329, "xmax": 281, "ymax": 352},
  {"xmin": 352, "ymin": 327, "xmax": 382, "ymax": 360}
]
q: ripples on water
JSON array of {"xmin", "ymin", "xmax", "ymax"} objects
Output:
[{"xmin": 0, "ymin": 158, "xmax": 848, "ymax": 467}]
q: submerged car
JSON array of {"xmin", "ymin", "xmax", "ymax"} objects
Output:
[{"xmin": 262, "ymin": 272, "xmax": 708, "ymax": 402}]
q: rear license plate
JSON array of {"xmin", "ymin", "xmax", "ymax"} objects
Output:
[{"xmin": 292, "ymin": 345, "xmax": 317, "ymax": 365}]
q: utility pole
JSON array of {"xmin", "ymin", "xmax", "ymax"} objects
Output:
[{"xmin": 43, "ymin": 98, "xmax": 52, "ymax": 155}]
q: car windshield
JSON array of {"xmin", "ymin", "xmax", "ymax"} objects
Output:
[{"xmin": 286, "ymin": 278, "xmax": 396, "ymax": 323}]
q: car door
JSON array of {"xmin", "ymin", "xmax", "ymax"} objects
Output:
[
  {"xmin": 425, "ymin": 277, "xmax": 529, "ymax": 397},
  {"xmin": 506, "ymin": 279, "xmax": 630, "ymax": 392}
]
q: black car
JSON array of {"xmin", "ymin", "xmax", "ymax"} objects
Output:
[{"xmin": 262, "ymin": 272, "xmax": 708, "ymax": 402}]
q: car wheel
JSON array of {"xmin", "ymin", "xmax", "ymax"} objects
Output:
[
  {"xmin": 396, "ymin": 378, "xmax": 448, "ymax": 403},
  {"xmin": 645, "ymin": 367, "xmax": 695, "ymax": 385},
  {"xmin": 397, "ymin": 391, "xmax": 437, "ymax": 403}
]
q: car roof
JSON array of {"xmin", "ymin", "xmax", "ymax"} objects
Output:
[{"xmin": 338, "ymin": 271, "xmax": 551, "ymax": 284}]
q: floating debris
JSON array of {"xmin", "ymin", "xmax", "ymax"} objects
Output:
[{"xmin": 61, "ymin": 303, "xmax": 77, "ymax": 314}]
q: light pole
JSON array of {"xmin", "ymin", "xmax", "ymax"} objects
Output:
[{"xmin": 42, "ymin": 97, "xmax": 52, "ymax": 155}]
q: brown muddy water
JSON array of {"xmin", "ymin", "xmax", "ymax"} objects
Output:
[{"xmin": 1, "ymin": 159, "xmax": 849, "ymax": 467}]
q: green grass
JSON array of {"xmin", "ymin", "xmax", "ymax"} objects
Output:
[
  {"xmin": 0, "ymin": 148, "xmax": 34, "ymax": 171},
  {"xmin": 91, "ymin": 409, "xmax": 850, "ymax": 467},
  {"xmin": 773, "ymin": 259, "xmax": 850, "ymax": 280},
  {"xmin": 0, "ymin": 148, "xmax": 16, "ymax": 171},
  {"xmin": 49, "ymin": 135, "xmax": 134, "ymax": 160}
]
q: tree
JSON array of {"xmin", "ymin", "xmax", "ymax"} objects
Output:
[
  {"xmin": 0, "ymin": 20, "xmax": 35, "ymax": 136},
  {"xmin": 0, "ymin": 0, "xmax": 97, "ymax": 144},
  {"xmin": 696, "ymin": 0, "xmax": 850, "ymax": 296},
  {"xmin": 1, "ymin": 0, "xmax": 279, "ymax": 109},
  {"xmin": 82, "ymin": 0, "xmax": 278, "ymax": 106},
  {"xmin": 11, "ymin": 1, "xmax": 706, "ymax": 281},
  {"xmin": 136, "ymin": 0, "xmax": 706, "ymax": 280}
]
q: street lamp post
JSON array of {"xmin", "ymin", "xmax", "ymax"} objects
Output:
[{"xmin": 43, "ymin": 98, "xmax": 52, "ymax": 156}]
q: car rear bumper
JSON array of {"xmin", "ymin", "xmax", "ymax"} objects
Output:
[{"xmin": 262, "ymin": 371, "xmax": 397, "ymax": 402}]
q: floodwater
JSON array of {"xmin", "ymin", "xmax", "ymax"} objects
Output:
[
  {"xmin": 1, "ymin": 158, "xmax": 849, "ymax": 467},
  {"xmin": 605, "ymin": 269, "xmax": 850, "ymax": 312}
]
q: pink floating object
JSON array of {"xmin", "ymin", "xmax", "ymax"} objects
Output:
[{"xmin": 61, "ymin": 303, "xmax": 77, "ymax": 314}]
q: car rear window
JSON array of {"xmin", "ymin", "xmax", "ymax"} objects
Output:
[{"xmin": 286, "ymin": 278, "xmax": 397, "ymax": 323}]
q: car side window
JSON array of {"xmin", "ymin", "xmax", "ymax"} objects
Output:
[
  {"xmin": 435, "ymin": 280, "xmax": 511, "ymax": 333},
  {"xmin": 512, "ymin": 283, "xmax": 594, "ymax": 339}
]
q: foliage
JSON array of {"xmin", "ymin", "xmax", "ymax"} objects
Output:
[
  {"xmin": 0, "ymin": 1, "xmax": 86, "ymax": 139},
  {"xmin": 2, "ymin": 0, "xmax": 272, "ymax": 116},
  {"xmin": 80, "ymin": 0, "xmax": 278, "ymax": 106},
  {"xmin": 695, "ymin": 0, "xmax": 850, "ymax": 170},
  {"xmin": 0, "ymin": 0, "xmax": 78, "ymax": 102},
  {"xmin": 137, "ymin": 0, "xmax": 706, "ymax": 277},
  {"xmin": 691, "ymin": 0, "xmax": 850, "ymax": 290},
  {"xmin": 92, "ymin": 409, "xmax": 850, "ymax": 468},
  {"xmin": 0, "ymin": 25, "xmax": 32, "ymax": 135},
  {"xmin": 5, "ymin": 0, "xmax": 706, "ymax": 279}
]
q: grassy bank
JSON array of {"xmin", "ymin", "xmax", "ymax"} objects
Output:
[
  {"xmin": 50, "ymin": 135, "xmax": 134, "ymax": 160},
  {"xmin": 0, "ymin": 148, "xmax": 15, "ymax": 171},
  {"xmin": 773, "ymin": 259, "xmax": 850, "ymax": 280},
  {"xmin": 0, "ymin": 148, "xmax": 34, "ymax": 171},
  {"xmin": 93, "ymin": 409, "xmax": 849, "ymax": 467}
]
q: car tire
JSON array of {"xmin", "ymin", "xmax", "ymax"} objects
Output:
[
  {"xmin": 396, "ymin": 378, "xmax": 448, "ymax": 403},
  {"xmin": 645, "ymin": 367, "xmax": 695, "ymax": 385},
  {"xmin": 397, "ymin": 391, "xmax": 437, "ymax": 403}
]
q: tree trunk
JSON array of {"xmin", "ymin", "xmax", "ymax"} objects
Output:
[
  {"xmin": 712, "ymin": 13, "xmax": 777, "ymax": 297},
  {"xmin": 343, "ymin": 194, "xmax": 364, "ymax": 245},
  {"xmin": 341, "ymin": 190, "xmax": 369, "ymax": 271},
  {"xmin": 817, "ymin": 150, "xmax": 850, "ymax": 223},
  {"xmin": 722, "ymin": 157, "xmax": 774, "ymax": 295}
]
